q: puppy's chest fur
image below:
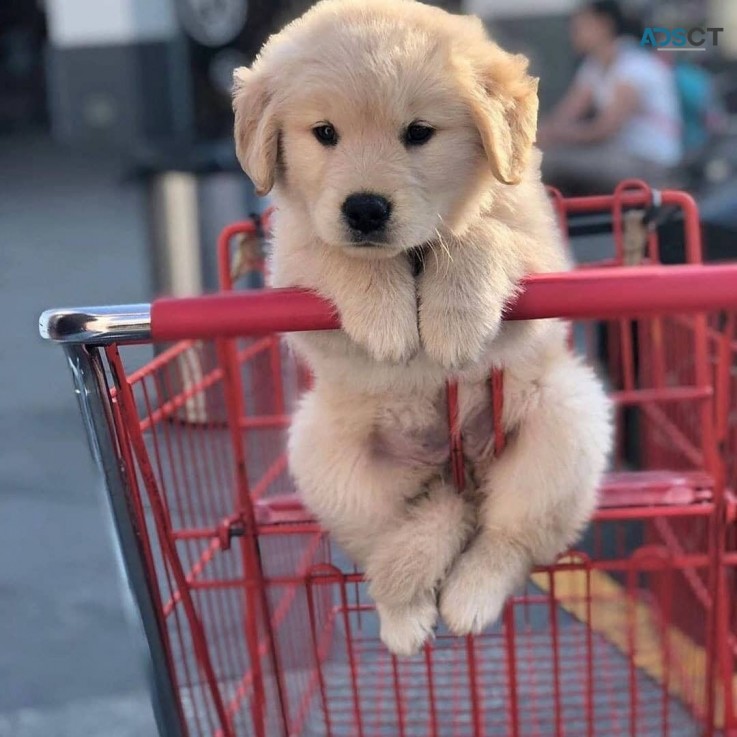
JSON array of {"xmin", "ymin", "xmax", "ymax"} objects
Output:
[
  {"xmin": 368, "ymin": 250, "xmax": 499, "ymax": 474},
  {"xmin": 370, "ymin": 381, "xmax": 497, "ymax": 473}
]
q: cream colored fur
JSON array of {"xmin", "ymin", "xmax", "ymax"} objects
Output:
[{"xmin": 233, "ymin": 0, "xmax": 612, "ymax": 656}]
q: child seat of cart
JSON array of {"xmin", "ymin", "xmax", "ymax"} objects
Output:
[{"xmin": 218, "ymin": 182, "xmax": 720, "ymax": 519}]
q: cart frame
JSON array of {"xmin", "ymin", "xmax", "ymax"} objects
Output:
[{"xmin": 40, "ymin": 188, "xmax": 737, "ymax": 737}]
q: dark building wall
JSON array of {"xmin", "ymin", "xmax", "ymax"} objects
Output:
[
  {"xmin": 47, "ymin": 40, "xmax": 177, "ymax": 147},
  {"xmin": 0, "ymin": 1, "xmax": 48, "ymax": 133}
]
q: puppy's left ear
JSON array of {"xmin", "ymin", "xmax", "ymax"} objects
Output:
[
  {"xmin": 466, "ymin": 49, "xmax": 539, "ymax": 185},
  {"xmin": 232, "ymin": 66, "xmax": 279, "ymax": 196}
]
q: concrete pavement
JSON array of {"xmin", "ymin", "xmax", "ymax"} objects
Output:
[{"xmin": 0, "ymin": 135, "xmax": 157, "ymax": 735}]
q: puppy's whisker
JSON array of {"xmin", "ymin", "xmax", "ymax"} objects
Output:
[
  {"xmin": 433, "ymin": 228, "xmax": 453, "ymax": 279},
  {"xmin": 433, "ymin": 224, "xmax": 452, "ymax": 259},
  {"xmin": 420, "ymin": 248, "xmax": 430, "ymax": 274},
  {"xmin": 432, "ymin": 244, "xmax": 441, "ymax": 272},
  {"xmin": 439, "ymin": 237, "xmax": 452, "ymax": 263},
  {"xmin": 425, "ymin": 240, "xmax": 440, "ymax": 272}
]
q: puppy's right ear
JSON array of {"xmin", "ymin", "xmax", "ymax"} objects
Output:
[{"xmin": 232, "ymin": 66, "xmax": 279, "ymax": 196}]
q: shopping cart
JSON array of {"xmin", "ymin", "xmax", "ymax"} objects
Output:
[{"xmin": 39, "ymin": 188, "xmax": 737, "ymax": 737}]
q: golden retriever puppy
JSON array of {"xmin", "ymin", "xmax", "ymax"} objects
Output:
[{"xmin": 233, "ymin": 0, "xmax": 612, "ymax": 656}]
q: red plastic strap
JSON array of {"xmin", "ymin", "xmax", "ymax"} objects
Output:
[
  {"xmin": 447, "ymin": 380, "xmax": 465, "ymax": 492},
  {"xmin": 447, "ymin": 370, "xmax": 506, "ymax": 493},
  {"xmin": 492, "ymin": 370, "xmax": 506, "ymax": 456}
]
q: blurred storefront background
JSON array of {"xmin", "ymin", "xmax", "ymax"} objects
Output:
[
  {"xmin": 3, "ymin": 0, "xmax": 736, "ymax": 288},
  {"xmin": 24, "ymin": 0, "xmax": 736, "ymax": 145}
]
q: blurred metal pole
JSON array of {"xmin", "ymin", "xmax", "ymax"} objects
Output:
[
  {"xmin": 148, "ymin": 172, "xmax": 203, "ymax": 297},
  {"xmin": 146, "ymin": 168, "xmax": 263, "ymax": 297},
  {"xmin": 146, "ymin": 170, "xmax": 204, "ymax": 423}
]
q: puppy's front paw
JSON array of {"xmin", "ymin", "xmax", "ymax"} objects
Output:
[
  {"xmin": 377, "ymin": 596, "xmax": 437, "ymax": 656},
  {"xmin": 366, "ymin": 480, "xmax": 475, "ymax": 608},
  {"xmin": 341, "ymin": 306, "xmax": 420, "ymax": 364},
  {"xmin": 419, "ymin": 305, "xmax": 501, "ymax": 371},
  {"xmin": 439, "ymin": 540, "xmax": 528, "ymax": 636}
]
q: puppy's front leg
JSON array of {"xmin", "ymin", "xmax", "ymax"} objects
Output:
[
  {"xmin": 418, "ymin": 229, "xmax": 517, "ymax": 371},
  {"xmin": 289, "ymin": 393, "xmax": 473, "ymax": 655},
  {"xmin": 439, "ymin": 355, "xmax": 611, "ymax": 635},
  {"xmin": 322, "ymin": 251, "xmax": 419, "ymax": 364},
  {"xmin": 366, "ymin": 479, "xmax": 475, "ymax": 655}
]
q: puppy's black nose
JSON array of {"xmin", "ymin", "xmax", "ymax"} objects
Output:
[{"xmin": 342, "ymin": 193, "xmax": 392, "ymax": 235}]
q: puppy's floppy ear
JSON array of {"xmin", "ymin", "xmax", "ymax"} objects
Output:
[
  {"xmin": 465, "ymin": 48, "xmax": 539, "ymax": 185},
  {"xmin": 232, "ymin": 66, "xmax": 279, "ymax": 196}
]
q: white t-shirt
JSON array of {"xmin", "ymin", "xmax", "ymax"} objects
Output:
[{"xmin": 575, "ymin": 40, "xmax": 683, "ymax": 166}]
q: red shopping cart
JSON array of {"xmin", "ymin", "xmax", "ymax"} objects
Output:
[{"xmin": 40, "ymin": 189, "xmax": 737, "ymax": 737}]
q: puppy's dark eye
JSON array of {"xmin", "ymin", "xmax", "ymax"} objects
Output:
[
  {"xmin": 404, "ymin": 122, "xmax": 435, "ymax": 146},
  {"xmin": 313, "ymin": 123, "xmax": 338, "ymax": 146}
]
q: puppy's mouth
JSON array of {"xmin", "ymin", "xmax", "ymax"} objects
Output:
[
  {"xmin": 341, "ymin": 233, "xmax": 434, "ymax": 269},
  {"xmin": 340, "ymin": 229, "xmax": 403, "ymax": 257},
  {"xmin": 348, "ymin": 232, "xmax": 391, "ymax": 248}
]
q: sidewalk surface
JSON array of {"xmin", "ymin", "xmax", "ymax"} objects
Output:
[{"xmin": 0, "ymin": 134, "xmax": 157, "ymax": 736}]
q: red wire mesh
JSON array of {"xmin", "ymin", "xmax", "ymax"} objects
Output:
[{"xmin": 100, "ymin": 188, "xmax": 735, "ymax": 737}]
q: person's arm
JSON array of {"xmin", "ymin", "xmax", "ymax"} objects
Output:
[
  {"xmin": 556, "ymin": 81, "xmax": 639, "ymax": 144},
  {"xmin": 538, "ymin": 63, "xmax": 597, "ymax": 147},
  {"xmin": 538, "ymin": 83, "xmax": 594, "ymax": 146},
  {"xmin": 547, "ymin": 83, "xmax": 595, "ymax": 127}
]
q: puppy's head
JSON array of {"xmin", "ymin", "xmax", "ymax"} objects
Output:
[{"xmin": 233, "ymin": 0, "xmax": 538, "ymax": 257}]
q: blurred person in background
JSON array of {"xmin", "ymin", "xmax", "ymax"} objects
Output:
[
  {"xmin": 670, "ymin": 52, "xmax": 727, "ymax": 159},
  {"xmin": 538, "ymin": 0, "xmax": 682, "ymax": 194}
]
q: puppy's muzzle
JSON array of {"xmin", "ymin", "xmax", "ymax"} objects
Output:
[{"xmin": 342, "ymin": 193, "xmax": 392, "ymax": 242}]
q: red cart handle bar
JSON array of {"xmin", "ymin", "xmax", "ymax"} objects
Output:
[{"xmin": 40, "ymin": 263, "xmax": 737, "ymax": 346}]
